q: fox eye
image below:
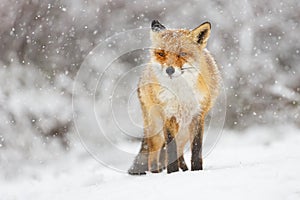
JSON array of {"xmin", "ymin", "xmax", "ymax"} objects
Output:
[
  {"xmin": 157, "ymin": 51, "xmax": 165, "ymax": 57},
  {"xmin": 179, "ymin": 52, "xmax": 187, "ymax": 57}
]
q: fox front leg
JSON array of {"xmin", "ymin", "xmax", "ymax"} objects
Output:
[
  {"xmin": 164, "ymin": 116, "xmax": 180, "ymax": 173},
  {"xmin": 158, "ymin": 139, "xmax": 188, "ymax": 172},
  {"xmin": 190, "ymin": 116, "xmax": 204, "ymax": 171}
]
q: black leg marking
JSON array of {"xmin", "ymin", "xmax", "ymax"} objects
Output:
[
  {"xmin": 166, "ymin": 129, "xmax": 179, "ymax": 173},
  {"xmin": 158, "ymin": 144, "xmax": 166, "ymax": 171},
  {"xmin": 191, "ymin": 124, "xmax": 203, "ymax": 171},
  {"xmin": 178, "ymin": 155, "xmax": 188, "ymax": 171},
  {"xmin": 128, "ymin": 138, "xmax": 148, "ymax": 175}
]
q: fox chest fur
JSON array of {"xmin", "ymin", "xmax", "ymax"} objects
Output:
[{"xmin": 150, "ymin": 65, "xmax": 204, "ymax": 128}]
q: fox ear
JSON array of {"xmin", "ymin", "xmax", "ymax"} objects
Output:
[
  {"xmin": 151, "ymin": 20, "xmax": 166, "ymax": 32},
  {"xmin": 190, "ymin": 22, "xmax": 211, "ymax": 45}
]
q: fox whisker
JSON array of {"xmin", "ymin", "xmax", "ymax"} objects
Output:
[{"xmin": 181, "ymin": 67, "xmax": 195, "ymax": 70}]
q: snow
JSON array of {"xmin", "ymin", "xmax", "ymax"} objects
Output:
[
  {"xmin": 0, "ymin": 1, "xmax": 299, "ymax": 199},
  {"xmin": 1, "ymin": 125, "xmax": 300, "ymax": 200}
]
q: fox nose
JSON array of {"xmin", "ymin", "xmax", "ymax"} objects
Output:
[{"xmin": 166, "ymin": 66, "xmax": 175, "ymax": 76}]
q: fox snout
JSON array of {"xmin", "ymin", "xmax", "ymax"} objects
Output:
[
  {"xmin": 162, "ymin": 65, "xmax": 183, "ymax": 79},
  {"xmin": 166, "ymin": 66, "xmax": 175, "ymax": 76}
]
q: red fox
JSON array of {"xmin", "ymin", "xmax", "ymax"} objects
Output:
[{"xmin": 129, "ymin": 20, "xmax": 221, "ymax": 175}]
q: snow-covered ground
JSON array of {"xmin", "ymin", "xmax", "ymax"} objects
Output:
[
  {"xmin": 1, "ymin": 125, "xmax": 300, "ymax": 200},
  {"xmin": 0, "ymin": 1, "xmax": 299, "ymax": 199}
]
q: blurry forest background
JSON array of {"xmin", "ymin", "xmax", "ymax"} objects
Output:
[{"xmin": 0, "ymin": 0, "xmax": 299, "ymax": 178}]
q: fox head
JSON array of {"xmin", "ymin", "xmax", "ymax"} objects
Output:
[{"xmin": 150, "ymin": 20, "xmax": 211, "ymax": 79}]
